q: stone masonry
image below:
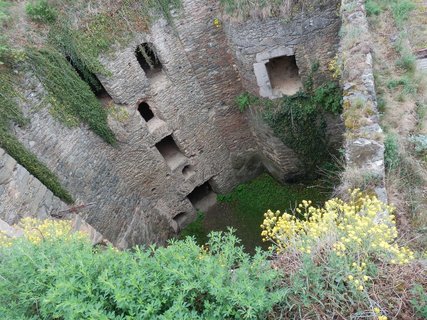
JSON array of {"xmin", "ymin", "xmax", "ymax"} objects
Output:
[{"xmin": 3, "ymin": 0, "xmax": 343, "ymax": 248}]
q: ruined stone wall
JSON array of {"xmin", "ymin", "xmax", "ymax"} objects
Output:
[
  {"xmin": 223, "ymin": 0, "xmax": 342, "ymax": 180},
  {"xmin": 339, "ymin": 0, "xmax": 386, "ymax": 201},
  {"xmin": 3, "ymin": 0, "xmax": 345, "ymax": 248},
  {"xmin": 0, "ymin": 148, "xmax": 104, "ymax": 244}
]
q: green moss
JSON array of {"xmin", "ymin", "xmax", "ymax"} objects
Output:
[
  {"xmin": 0, "ymin": 70, "xmax": 73, "ymax": 203},
  {"xmin": 26, "ymin": 48, "xmax": 116, "ymax": 144},
  {"xmin": 178, "ymin": 211, "xmax": 207, "ymax": 244},
  {"xmin": 182, "ymin": 173, "xmax": 330, "ymax": 252}
]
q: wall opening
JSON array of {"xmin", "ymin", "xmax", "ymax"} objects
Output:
[
  {"xmin": 182, "ymin": 165, "xmax": 195, "ymax": 179},
  {"xmin": 135, "ymin": 43, "xmax": 162, "ymax": 78},
  {"xmin": 155, "ymin": 135, "xmax": 187, "ymax": 170},
  {"xmin": 138, "ymin": 102, "xmax": 155, "ymax": 122},
  {"xmin": 65, "ymin": 55, "xmax": 111, "ymax": 101},
  {"xmin": 173, "ymin": 212, "xmax": 189, "ymax": 231},
  {"xmin": 265, "ymin": 55, "xmax": 302, "ymax": 96},
  {"xmin": 187, "ymin": 181, "xmax": 216, "ymax": 211}
]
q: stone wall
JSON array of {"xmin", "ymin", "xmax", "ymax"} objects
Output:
[
  {"xmin": 2, "ymin": 0, "xmax": 344, "ymax": 248},
  {"xmin": 339, "ymin": 0, "xmax": 386, "ymax": 201},
  {"xmin": 0, "ymin": 148, "xmax": 104, "ymax": 244},
  {"xmin": 223, "ymin": 0, "xmax": 342, "ymax": 179}
]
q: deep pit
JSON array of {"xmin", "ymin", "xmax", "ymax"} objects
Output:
[{"xmin": 179, "ymin": 173, "xmax": 331, "ymax": 253}]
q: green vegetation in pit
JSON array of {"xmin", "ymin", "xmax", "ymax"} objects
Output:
[
  {"xmin": 236, "ymin": 74, "xmax": 342, "ymax": 175},
  {"xmin": 181, "ymin": 173, "xmax": 330, "ymax": 251}
]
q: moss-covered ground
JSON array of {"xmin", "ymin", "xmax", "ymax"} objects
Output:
[{"xmin": 180, "ymin": 173, "xmax": 330, "ymax": 253}]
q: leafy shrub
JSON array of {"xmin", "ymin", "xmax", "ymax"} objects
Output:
[
  {"xmin": 0, "ymin": 220, "xmax": 282, "ymax": 319},
  {"xmin": 25, "ymin": 0, "xmax": 57, "ymax": 24},
  {"xmin": 411, "ymin": 285, "xmax": 427, "ymax": 318},
  {"xmin": 396, "ymin": 52, "xmax": 416, "ymax": 73},
  {"xmin": 235, "ymin": 92, "xmax": 261, "ymax": 112},
  {"xmin": 261, "ymin": 189, "xmax": 416, "ymax": 318},
  {"xmin": 387, "ymin": 76, "xmax": 417, "ymax": 95},
  {"xmin": 391, "ymin": 0, "xmax": 415, "ymax": 27},
  {"xmin": 384, "ymin": 133, "xmax": 400, "ymax": 170}
]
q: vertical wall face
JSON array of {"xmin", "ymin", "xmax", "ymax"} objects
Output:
[
  {"xmin": 5, "ymin": 0, "xmax": 343, "ymax": 247},
  {"xmin": 223, "ymin": 0, "xmax": 342, "ymax": 181}
]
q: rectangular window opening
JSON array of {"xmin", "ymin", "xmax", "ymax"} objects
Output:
[
  {"xmin": 265, "ymin": 55, "xmax": 302, "ymax": 96},
  {"xmin": 187, "ymin": 181, "xmax": 216, "ymax": 211},
  {"xmin": 135, "ymin": 43, "xmax": 163, "ymax": 78},
  {"xmin": 155, "ymin": 135, "xmax": 187, "ymax": 170}
]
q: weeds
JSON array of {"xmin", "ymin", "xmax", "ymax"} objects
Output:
[
  {"xmin": 25, "ymin": 0, "xmax": 57, "ymax": 24},
  {"xmin": 384, "ymin": 133, "xmax": 400, "ymax": 170}
]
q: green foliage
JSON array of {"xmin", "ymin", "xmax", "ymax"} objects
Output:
[
  {"xmin": 387, "ymin": 76, "xmax": 417, "ymax": 95},
  {"xmin": 411, "ymin": 284, "xmax": 427, "ymax": 318},
  {"xmin": 366, "ymin": 0, "xmax": 382, "ymax": 16},
  {"xmin": 178, "ymin": 211, "xmax": 207, "ymax": 245},
  {"xmin": 263, "ymin": 82, "xmax": 342, "ymax": 173},
  {"xmin": 384, "ymin": 133, "xmax": 400, "ymax": 170},
  {"xmin": 396, "ymin": 52, "xmax": 416, "ymax": 73},
  {"xmin": 25, "ymin": 0, "xmax": 57, "ymax": 24},
  {"xmin": 409, "ymin": 135, "xmax": 427, "ymax": 156},
  {"xmin": 366, "ymin": 0, "xmax": 415, "ymax": 28},
  {"xmin": 235, "ymin": 92, "xmax": 261, "ymax": 112},
  {"xmin": 0, "ymin": 230, "xmax": 283, "ymax": 319},
  {"xmin": 26, "ymin": 48, "xmax": 116, "ymax": 144},
  {"xmin": 391, "ymin": 0, "xmax": 415, "ymax": 27},
  {"xmin": 0, "ymin": 70, "xmax": 73, "ymax": 203}
]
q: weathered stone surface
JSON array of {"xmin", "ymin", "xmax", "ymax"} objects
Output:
[
  {"xmin": 3, "ymin": 0, "xmax": 343, "ymax": 248},
  {"xmin": 339, "ymin": 0, "xmax": 386, "ymax": 202}
]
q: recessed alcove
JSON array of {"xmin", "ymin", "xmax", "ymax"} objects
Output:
[
  {"xmin": 182, "ymin": 165, "xmax": 195, "ymax": 179},
  {"xmin": 135, "ymin": 43, "xmax": 162, "ymax": 78},
  {"xmin": 138, "ymin": 102, "xmax": 155, "ymax": 122},
  {"xmin": 173, "ymin": 212, "xmax": 189, "ymax": 231},
  {"xmin": 155, "ymin": 135, "xmax": 187, "ymax": 170},
  {"xmin": 187, "ymin": 181, "xmax": 217, "ymax": 212},
  {"xmin": 265, "ymin": 55, "xmax": 302, "ymax": 96}
]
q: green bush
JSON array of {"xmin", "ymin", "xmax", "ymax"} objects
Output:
[
  {"xmin": 384, "ymin": 133, "xmax": 400, "ymax": 170},
  {"xmin": 25, "ymin": 0, "xmax": 57, "ymax": 24},
  {"xmin": 409, "ymin": 134, "xmax": 427, "ymax": 155},
  {"xmin": 0, "ymin": 229, "xmax": 283, "ymax": 319}
]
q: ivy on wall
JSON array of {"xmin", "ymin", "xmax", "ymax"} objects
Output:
[
  {"xmin": 0, "ymin": 70, "xmax": 73, "ymax": 203},
  {"xmin": 237, "ymin": 80, "xmax": 342, "ymax": 176},
  {"xmin": 26, "ymin": 48, "xmax": 116, "ymax": 145}
]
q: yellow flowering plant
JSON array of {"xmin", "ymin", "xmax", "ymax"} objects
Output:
[
  {"xmin": 261, "ymin": 189, "xmax": 414, "ymax": 264},
  {"xmin": 0, "ymin": 217, "xmax": 85, "ymax": 247},
  {"xmin": 261, "ymin": 189, "xmax": 416, "ymax": 319}
]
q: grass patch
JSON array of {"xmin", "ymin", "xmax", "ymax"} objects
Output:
[
  {"xmin": 178, "ymin": 211, "xmax": 207, "ymax": 244},
  {"xmin": 182, "ymin": 173, "xmax": 330, "ymax": 252},
  {"xmin": 25, "ymin": 0, "xmax": 57, "ymax": 24}
]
